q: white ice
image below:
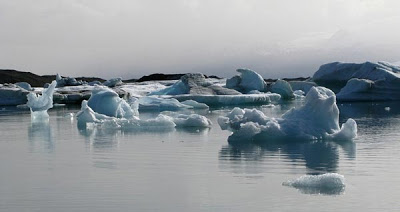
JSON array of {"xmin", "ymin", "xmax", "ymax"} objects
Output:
[
  {"xmin": 15, "ymin": 82, "xmax": 33, "ymax": 91},
  {"xmin": 170, "ymin": 113, "xmax": 212, "ymax": 128},
  {"xmin": 282, "ymin": 173, "xmax": 345, "ymax": 195},
  {"xmin": 226, "ymin": 69, "xmax": 267, "ymax": 93},
  {"xmin": 27, "ymin": 80, "xmax": 57, "ymax": 112},
  {"xmin": 172, "ymin": 93, "xmax": 281, "ymax": 106},
  {"xmin": 180, "ymin": 100, "xmax": 209, "ymax": 109},
  {"xmin": 87, "ymin": 86, "xmax": 138, "ymax": 118},
  {"xmin": 218, "ymin": 86, "xmax": 357, "ymax": 141},
  {"xmin": 103, "ymin": 77, "xmax": 123, "ymax": 87},
  {"xmin": 138, "ymin": 96, "xmax": 192, "ymax": 111},
  {"xmin": 270, "ymin": 79, "xmax": 294, "ymax": 99},
  {"xmin": 313, "ymin": 61, "xmax": 400, "ymax": 83}
]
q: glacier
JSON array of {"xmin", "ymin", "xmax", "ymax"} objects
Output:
[{"xmin": 218, "ymin": 86, "xmax": 357, "ymax": 141}]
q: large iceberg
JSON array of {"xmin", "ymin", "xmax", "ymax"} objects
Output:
[
  {"xmin": 56, "ymin": 73, "xmax": 85, "ymax": 87},
  {"xmin": 150, "ymin": 73, "xmax": 240, "ymax": 95},
  {"xmin": 313, "ymin": 61, "xmax": 400, "ymax": 91},
  {"xmin": 226, "ymin": 69, "xmax": 267, "ymax": 93},
  {"xmin": 218, "ymin": 86, "xmax": 357, "ymax": 141},
  {"xmin": 283, "ymin": 173, "xmax": 345, "ymax": 195},
  {"xmin": 87, "ymin": 86, "xmax": 138, "ymax": 118}
]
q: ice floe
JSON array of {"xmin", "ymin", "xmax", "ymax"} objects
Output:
[
  {"xmin": 218, "ymin": 86, "xmax": 357, "ymax": 141},
  {"xmin": 283, "ymin": 173, "xmax": 345, "ymax": 195}
]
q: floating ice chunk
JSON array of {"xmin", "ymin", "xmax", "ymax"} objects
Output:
[
  {"xmin": 56, "ymin": 73, "xmax": 85, "ymax": 87},
  {"xmin": 150, "ymin": 73, "xmax": 240, "ymax": 95},
  {"xmin": 138, "ymin": 96, "xmax": 191, "ymax": 111},
  {"xmin": 173, "ymin": 93, "xmax": 281, "ymax": 106},
  {"xmin": 87, "ymin": 86, "xmax": 138, "ymax": 118},
  {"xmin": 15, "ymin": 82, "xmax": 33, "ymax": 91},
  {"xmin": 172, "ymin": 114, "xmax": 212, "ymax": 128},
  {"xmin": 27, "ymin": 80, "xmax": 57, "ymax": 112},
  {"xmin": 226, "ymin": 69, "xmax": 267, "ymax": 93},
  {"xmin": 283, "ymin": 173, "xmax": 345, "ymax": 195},
  {"xmin": 293, "ymin": 90, "xmax": 305, "ymax": 98},
  {"xmin": 181, "ymin": 100, "xmax": 209, "ymax": 109},
  {"xmin": 103, "ymin": 77, "xmax": 122, "ymax": 87},
  {"xmin": 77, "ymin": 100, "xmax": 175, "ymax": 130},
  {"xmin": 219, "ymin": 86, "xmax": 357, "ymax": 141},
  {"xmin": 270, "ymin": 79, "xmax": 294, "ymax": 99},
  {"xmin": 289, "ymin": 81, "xmax": 317, "ymax": 94}
]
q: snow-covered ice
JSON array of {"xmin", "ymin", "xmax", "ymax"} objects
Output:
[
  {"xmin": 226, "ymin": 69, "xmax": 267, "ymax": 93},
  {"xmin": 218, "ymin": 86, "xmax": 357, "ymax": 141},
  {"xmin": 170, "ymin": 113, "xmax": 212, "ymax": 128},
  {"xmin": 283, "ymin": 173, "xmax": 345, "ymax": 195}
]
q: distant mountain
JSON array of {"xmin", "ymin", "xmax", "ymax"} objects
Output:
[{"xmin": 0, "ymin": 69, "xmax": 105, "ymax": 87}]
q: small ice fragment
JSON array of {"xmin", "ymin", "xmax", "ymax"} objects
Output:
[
  {"xmin": 385, "ymin": 107, "xmax": 391, "ymax": 111},
  {"xmin": 283, "ymin": 173, "xmax": 345, "ymax": 195}
]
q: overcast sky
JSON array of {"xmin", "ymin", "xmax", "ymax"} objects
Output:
[{"xmin": 1, "ymin": 0, "xmax": 400, "ymax": 79}]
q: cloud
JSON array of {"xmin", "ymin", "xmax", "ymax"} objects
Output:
[{"xmin": 0, "ymin": 0, "xmax": 399, "ymax": 79}]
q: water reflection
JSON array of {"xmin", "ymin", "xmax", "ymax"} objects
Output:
[
  {"xmin": 28, "ymin": 119, "xmax": 54, "ymax": 153},
  {"xmin": 219, "ymin": 139, "xmax": 355, "ymax": 175}
]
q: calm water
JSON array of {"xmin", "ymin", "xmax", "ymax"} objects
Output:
[{"xmin": 1, "ymin": 101, "xmax": 400, "ymax": 211}]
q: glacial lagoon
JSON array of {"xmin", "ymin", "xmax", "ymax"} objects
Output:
[{"xmin": 1, "ymin": 101, "xmax": 400, "ymax": 211}]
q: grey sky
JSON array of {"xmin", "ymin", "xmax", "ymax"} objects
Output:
[{"xmin": 1, "ymin": 0, "xmax": 399, "ymax": 79}]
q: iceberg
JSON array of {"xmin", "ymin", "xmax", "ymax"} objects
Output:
[
  {"xmin": 226, "ymin": 69, "xmax": 267, "ymax": 93},
  {"xmin": 15, "ymin": 82, "xmax": 33, "ymax": 91},
  {"xmin": 27, "ymin": 80, "xmax": 57, "ymax": 112},
  {"xmin": 103, "ymin": 77, "xmax": 123, "ymax": 88},
  {"xmin": 313, "ymin": 61, "xmax": 400, "ymax": 91},
  {"xmin": 150, "ymin": 73, "xmax": 240, "ymax": 95},
  {"xmin": 270, "ymin": 79, "xmax": 294, "ymax": 99},
  {"xmin": 56, "ymin": 73, "xmax": 85, "ymax": 87},
  {"xmin": 77, "ymin": 100, "xmax": 176, "ymax": 130},
  {"xmin": 173, "ymin": 93, "xmax": 281, "ymax": 106},
  {"xmin": 289, "ymin": 81, "xmax": 317, "ymax": 94},
  {"xmin": 336, "ymin": 78, "xmax": 400, "ymax": 101},
  {"xmin": 282, "ymin": 173, "xmax": 345, "ymax": 195},
  {"xmin": 171, "ymin": 114, "xmax": 212, "ymax": 128},
  {"xmin": 138, "ymin": 96, "xmax": 192, "ymax": 111},
  {"xmin": 218, "ymin": 86, "xmax": 357, "ymax": 141},
  {"xmin": 87, "ymin": 86, "xmax": 138, "ymax": 118},
  {"xmin": 181, "ymin": 100, "xmax": 209, "ymax": 109}
]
